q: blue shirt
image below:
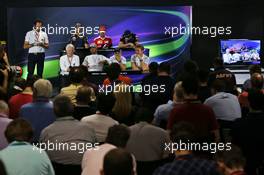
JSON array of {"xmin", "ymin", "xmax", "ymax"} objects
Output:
[
  {"xmin": 20, "ymin": 98, "xmax": 56, "ymax": 142},
  {"xmin": 153, "ymin": 100, "xmax": 175, "ymax": 126},
  {"xmin": 0, "ymin": 141, "xmax": 55, "ymax": 175}
]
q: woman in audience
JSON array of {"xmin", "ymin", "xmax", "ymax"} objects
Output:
[{"xmin": 112, "ymin": 84, "xmax": 136, "ymax": 126}]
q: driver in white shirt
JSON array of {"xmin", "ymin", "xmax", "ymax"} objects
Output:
[
  {"xmin": 82, "ymin": 43, "xmax": 110, "ymax": 72},
  {"xmin": 59, "ymin": 44, "xmax": 80, "ymax": 87}
]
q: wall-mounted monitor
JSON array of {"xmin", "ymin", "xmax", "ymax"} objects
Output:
[{"xmin": 220, "ymin": 39, "xmax": 261, "ymax": 66}]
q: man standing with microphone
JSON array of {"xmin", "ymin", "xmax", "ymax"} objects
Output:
[{"xmin": 23, "ymin": 19, "xmax": 49, "ymax": 78}]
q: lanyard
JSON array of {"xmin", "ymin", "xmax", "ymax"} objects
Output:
[
  {"xmin": 67, "ymin": 56, "xmax": 73, "ymax": 66},
  {"xmin": 34, "ymin": 31, "xmax": 40, "ymax": 42}
]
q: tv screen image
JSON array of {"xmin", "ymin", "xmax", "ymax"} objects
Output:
[{"xmin": 220, "ymin": 39, "xmax": 261, "ymax": 65}]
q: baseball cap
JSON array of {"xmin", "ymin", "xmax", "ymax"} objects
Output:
[{"xmin": 99, "ymin": 25, "xmax": 106, "ymax": 33}]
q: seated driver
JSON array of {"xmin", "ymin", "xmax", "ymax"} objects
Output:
[
  {"xmin": 131, "ymin": 44, "xmax": 149, "ymax": 72},
  {"xmin": 82, "ymin": 43, "xmax": 110, "ymax": 72}
]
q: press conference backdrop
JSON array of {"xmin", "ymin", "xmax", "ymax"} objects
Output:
[{"xmin": 7, "ymin": 6, "xmax": 192, "ymax": 79}]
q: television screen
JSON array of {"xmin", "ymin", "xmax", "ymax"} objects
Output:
[{"xmin": 220, "ymin": 39, "xmax": 261, "ymax": 65}]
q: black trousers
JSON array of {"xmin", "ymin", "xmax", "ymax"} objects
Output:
[{"xmin": 27, "ymin": 53, "xmax": 45, "ymax": 78}]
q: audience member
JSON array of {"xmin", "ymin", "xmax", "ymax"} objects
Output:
[
  {"xmin": 112, "ymin": 84, "xmax": 136, "ymax": 126},
  {"xmin": 0, "ymin": 119, "xmax": 55, "ymax": 175},
  {"xmin": 204, "ymin": 79, "xmax": 241, "ymax": 121},
  {"xmin": 101, "ymin": 148, "xmax": 135, "ymax": 175},
  {"xmin": 141, "ymin": 62, "xmax": 158, "ymax": 83},
  {"xmin": 215, "ymin": 144, "xmax": 246, "ymax": 175},
  {"xmin": 153, "ymin": 81, "xmax": 184, "ymax": 129},
  {"xmin": 242, "ymin": 64, "xmax": 263, "ymax": 91},
  {"xmin": 20, "ymin": 79, "xmax": 55, "ymax": 142},
  {"xmin": 73, "ymin": 86, "xmax": 96, "ymax": 120},
  {"xmin": 81, "ymin": 93, "xmax": 119, "ymax": 143},
  {"xmin": 167, "ymin": 75, "xmax": 219, "ymax": 141},
  {"xmin": 208, "ymin": 57, "xmax": 236, "ymax": 94},
  {"xmin": 176, "ymin": 59, "xmax": 199, "ymax": 82},
  {"xmin": 238, "ymin": 73, "xmax": 264, "ymax": 109},
  {"xmin": 197, "ymin": 69, "xmax": 211, "ymax": 103},
  {"xmin": 60, "ymin": 66, "xmax": 85, "ymax": 104},
  {"xmin": 141, "ymin": 62, "xmax": 175, "ymax": 111},
  {"xmin": 232, "ymin": 89, "xmax": 264, "ymax": 174},
  {"xmin": 126, "ymin": 107, "xmax": 170, "ymax": 161},
  {"xmin": 40, "ymin": 95, "xmax": 97, "ymax": 165},
  {"xmin": 153, "ymin": 122, "xmax": 220, "ymax": 175},
  {"xmin": 0, "ymin": 100, "xmax": 12, "ymax": 150},
  {"xmin": 103, "ymin": 63, "xmax": 131, "ymax": 86},
  {"xmin": 8, "ymin": 76, "xmax": 38, "ymax": 119},
  {"xmin": 82, "ymin": 124, "xmax": 131, "ymax": 175}
]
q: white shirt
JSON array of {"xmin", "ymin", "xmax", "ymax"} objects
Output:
[
  {"xmin": 60, "ymin": 54, "xmax": 80, "ymax": 75},
  {"xmin": 131, "ymin": 54, "xmax": 149, "ymax": 67},
  {"xmin": 81, "ymin": 143, "xmax": 116, "ymax": 175},
  {"xmin": 109, "ymin": 55, "xmax": 126, "ymax": 65},
  {"xmin": 25, "ymin": 30, "xmax": 49, "ymax": 53},
  {"xmin": 81, "ymin": 113, "xmax": 119, "ymax": 142},
  {"xmin": 82, "ymin": 54, "xmax": 110, "ymax": 72}
]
